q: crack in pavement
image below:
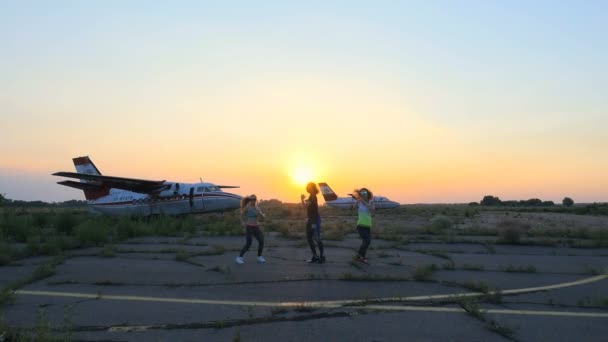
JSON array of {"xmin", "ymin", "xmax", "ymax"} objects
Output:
[{"xmin": 65, "ymin": 311, "xmax": 353, "ymax": 332}]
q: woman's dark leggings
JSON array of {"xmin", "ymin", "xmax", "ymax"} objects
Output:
[
  {"xmin": 240, "ymin": 225, "xmax": 264, "ymax": 257},
  {"xmin": 357, "ymin": 225, "xmax": 371, "ymax": 257},
  {"xmin": 306, "ymin": 217, "xmax": 324, "ymax": 257}
]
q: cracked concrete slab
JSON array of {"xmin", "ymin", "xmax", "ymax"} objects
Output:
[{"xmin": 1, "ymin": 234, "xmax": 606, "ymax": 341}]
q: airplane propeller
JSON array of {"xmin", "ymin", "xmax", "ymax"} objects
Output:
[{"xmin": 217, "ymin": 185, "xmax": 240, "ymax": 189}]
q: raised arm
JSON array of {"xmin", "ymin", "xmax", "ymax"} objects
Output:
[
  {"xmin": 300, "ymin": 194, "xmax": 309, "ymax": 208},
  {"xmin": 256, "ymin": 205, "xmax": 266, "ymax": 219},
  {"xmin": 369, "ymin": 198, "xmax": 376, "ymax": 216}
]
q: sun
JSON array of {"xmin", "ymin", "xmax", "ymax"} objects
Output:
[{"xmin": 290, "ymin": 166, "xmax": 314, "ymax": 186}]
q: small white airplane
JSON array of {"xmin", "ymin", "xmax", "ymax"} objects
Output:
[
  {"xmin": 318, "ymin": 182, "xmax": 400, "ymax": 209},
  {"xmin": 53, "ymin": 156, "xmax": 242, "ymax": 216}
]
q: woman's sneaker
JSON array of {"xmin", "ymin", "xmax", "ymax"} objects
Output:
[
  {"xmin": 235, "ymin": 256, "xmax": 244, "ymax": 264},
  {"xmin": 257, "ymin": 256, "xmax": 266, "ymax": 263},
  {"xmin": 353, "ymin": 255, "xmax": 369, "ymax": 264},
  {"xmin": 307, "ymin": 255, "xmax": 320, "ymax": 263},
  {"xmin": 319, "ymin": 256, "xmax": 326, "ymax": 264}
]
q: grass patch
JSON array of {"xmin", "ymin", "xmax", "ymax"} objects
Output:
[
  {"xmin": 501, "ymin": 264, "xmax": 537, "ymax": 273},
  {"xmin": 0, "ymin": 242, "xmax": 20, "ymax": 266},
  {"xmin": 323, "ymin": 220, "xmax": 351, "ymax": 241},
  {"xmin": 198, "ymin": 245, "xmax": 226, "ymax": 256},
  {"xmin": 0, "ymin": 256, "xmax": 65, "ymax": 308},
  {"xmin": 414, "ymin": 249, "xmax": 452, "ymax": 260},
  {"xmin": 577, "ymin": 296, "xmax": 608, "ymax": 307},
  {"xmin": 175, "ymin": 249, "xmax": 192, "ymax": 262},
  {"xmin": 482, "ymin": 243, "xmax": 496, "ymax": 254},
  {"xmin": 496, "ymin": 219, "xmax": 530, "ymax": 244},
  {"xmin": 462, "ymin": 264, "xmax": 485, "ymax": 271},
  {"xmin": 100, "ymin": 244, "xmax": 117, "ymax": 258},
  {"xmin": 339, "ymin": 272, "xmax": 409, "ymax": 281},
  {"xmin": 462, "ymin": 280, "xmax": 490, "ymax": 294},
  {"xmin": 487, "ymin": 319, "xmax": 514, "ymax": 339},
  {"xmin": 442, "ymin": 263, "xmax": 455, "ymax": 270},
  {"xmin": 207, "ymin": 265, "xmax": 231, "ymax": 274},
  {"xmin": 93, "ymin": 280, "xmax": 124, "ymax": 286},
  {"xmin": 270, "ymin": 307, "xmax": 289, "ymax": 315},
  {"xmin": 375, "ymin": 251, "xmax": 392, "ymax": 258},
  {"xmin": 412, "ymin": 264, "xmax": 438, "ymax": 282},
  {"xmin": 31, "ymin": 256, "xmax": 64, "ymax": 283},
  {"xmin": 293, "ymin": 304, "xmax": 316, "ymax": 313},
  {"xmin": 459, "ymin": 297, "xmax": 485, "ymax": 320},
  {"xmin": 584, "ymin": 265, "xmax": 603, "ymax": 275},
  {"xmin": 459, "ymin": 295, "xmax": 515, "ymax": 339}
]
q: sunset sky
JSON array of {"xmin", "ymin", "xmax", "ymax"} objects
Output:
[{"xmin": 1, "ymin": 1, "xmax": 607, "ymax": 204}]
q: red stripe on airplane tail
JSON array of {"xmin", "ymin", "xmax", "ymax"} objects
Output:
[{"xmin": 73, "ymin": 156, "xmax": 92, "ymax": 166}]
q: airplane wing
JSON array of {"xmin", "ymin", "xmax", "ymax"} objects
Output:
[{"xmin": 53, "ymin": 172, "xmax": 169, "ymax": 194}]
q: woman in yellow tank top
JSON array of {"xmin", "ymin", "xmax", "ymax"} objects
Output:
[{"xmin": 353, "ymin": 188, "xmax": 375, "ymax": 264}]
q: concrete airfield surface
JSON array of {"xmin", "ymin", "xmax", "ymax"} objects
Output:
[{"xmin": 2, "ymin": 234, "xmax": 607, "ymax": 342}]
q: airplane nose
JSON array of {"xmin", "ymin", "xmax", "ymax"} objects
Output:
[
  {"xmin": 389, "ymin": 201, "xmax": 400, "ymax": 208},
  {"xmin": 227, "ymin": 193, "xmax": 242, "ymax": 209}
]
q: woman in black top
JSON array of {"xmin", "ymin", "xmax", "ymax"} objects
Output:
[{"xmin": 301, "ymin": 182, "xmax": 325, "ymax": 263}]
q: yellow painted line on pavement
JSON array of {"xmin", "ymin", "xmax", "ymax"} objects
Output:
[
  {"xmin": 356, "ymin": 305, "xmax": 608, "ymax": 318},
  {"xmin": 14, "ymin": 274, "xmax": 608, "ymax": 318},
  {"xmin": 14, "ymin": 290, "xmax": 283, "ymax": 307}
]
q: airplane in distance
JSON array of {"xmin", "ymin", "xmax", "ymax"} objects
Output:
[
  {"xmin": 53, "ymin": 156, "xmax": 242, "ymax": 216},
  {"xmin": 318, "ymin": 182, "xmax": 400, "ymax": 209}
]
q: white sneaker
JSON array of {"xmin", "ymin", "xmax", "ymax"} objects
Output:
[
  {"xmin": 235, "ymin": 256, "xmax": 244, "ymax": 264},
  {"xmin": 257, "ymin": 256, "xmax": 266, "ymax": 263}
]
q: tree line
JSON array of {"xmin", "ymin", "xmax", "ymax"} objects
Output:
[
  {"xmin": 0, "ymin": 193, "xmax": 87, "ymax": 208},
  {"xmin": 474, "ymin": 195, "xmax": 575, "ymax": 207}
]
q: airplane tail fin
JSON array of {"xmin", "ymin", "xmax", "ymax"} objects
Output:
[
  {"xmin": 70, "ymin": 156, "xmax": 108, "ymax": 200},
  {"xmin": 318, "ymin": 182, "xmax": 338, "ymax": 201},
  {"xmin": 73, "ymin": 156, "xmax": 102, "ymax": 180}
]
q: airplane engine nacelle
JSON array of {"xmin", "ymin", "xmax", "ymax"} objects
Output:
[{"xmin": 158, "ymin": 190, "xmax": 180, "ymax": 198}]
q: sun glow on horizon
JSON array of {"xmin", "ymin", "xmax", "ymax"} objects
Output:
[{"xmin": 289, "ymin": 166, "xmax": 315, "ymax": 187}]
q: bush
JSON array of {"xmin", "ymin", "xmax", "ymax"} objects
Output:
[
  {"xmin": 114, "ymin": 217, "xmax": 153, "ymax": 240},
  {"xmin": 562, "ymin": 197, "xmax": 574, "ymax": 207},
  {"xmin": 203, "ymin": 220, "xmax": 242, "ymax": 236},
  {"xmin": 0, "ymin": 242, "xmax": 17, "ymax": 265},
  {"xmin": 54, "ymin": 211, "xmax": 79, "ymax": 234},
  {"xmin": 413, "ymin": 264, "xmax": 438, "ymax": 281},
  {"xmin": 32, "ymin": 212, "xmax": 49, "ymax": 227},
  {"xmin": 74, "ymin": 220, "xmax": 109, "ymax": 246},
  {"xmin": 324, "ymin": 220, "xmax": 351, "ymax": 241},
  {"xmin": 428, "ymin": 215, "xmax": 452, "ymax": 234},
  {"xmin": 496, "ymin": 219, "xmax": 529, "ymax": 244},
  {"xmin": 481, "ymin": 195, "xmax": 502, "ymax": 206},
  {"xmin": 1, "ymin": 212, "xmax": 33, "ymax": 242}
]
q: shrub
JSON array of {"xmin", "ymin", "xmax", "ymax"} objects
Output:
[
  {"xmin": 74, "ymin": 220, "xmax": 109, "ymax": 246},
  {"xmin": 32, "ymin": 212, "xmax": 49, "ymax": 227},
  {"xmin": 428, "ymin": 215, "xmax": 452, "ymax": 234},
  {"xmin": 412, "ymin": 264, "xmax": 438, "ymax": 281},
  {"xmin": 54, "ymin": 211, "xmax": 79, "ymax": 234},
  {"xmin": 324, "ymin": 220, "xmax": 351, "ymax": 241},
  {"xmin": 2, "ymin": 213, "xmax": 33, "ymax": 242},
  {"xmin": 114, "ymin": 217, "xmax": 153, "ymax": 240},
  {"xmin": 0, "ymin": 242, "xmax": 17, "ymax": 265},
  {"xmin": 496, "ymin": 219, "xmax": 529, "ymax": 244},
  {"xmin": 591, "ymin": 230, "xmax": 608, "ymax": 247}
]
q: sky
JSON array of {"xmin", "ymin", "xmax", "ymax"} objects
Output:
[{"xmin": 1, "ymin": 1, "xmax": 607, "ymax": 204}]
